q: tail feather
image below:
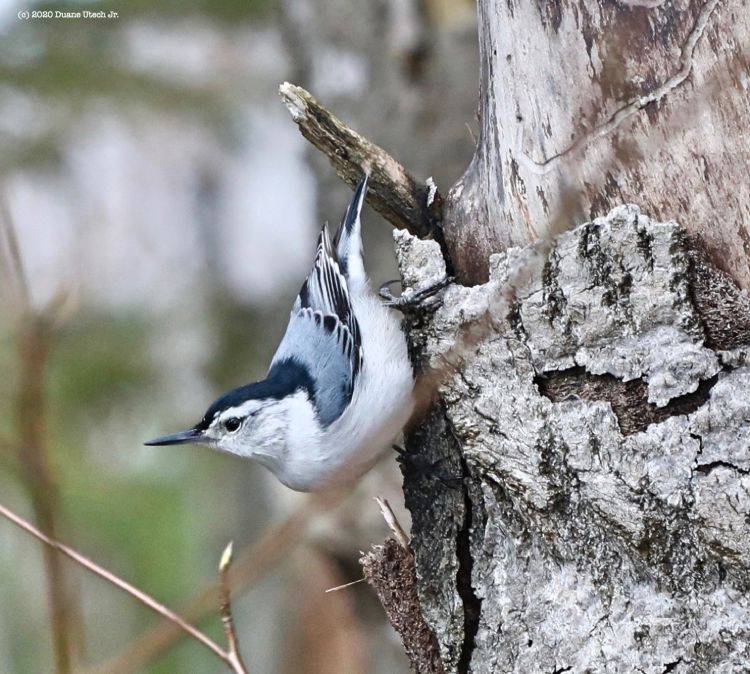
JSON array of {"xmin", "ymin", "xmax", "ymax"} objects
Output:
[{"xmin": 334, "ymin": 174, "xmax": 368, "ymax": 288}]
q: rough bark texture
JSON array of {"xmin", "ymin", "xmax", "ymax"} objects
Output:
[
  {"xmin": 396, "ymin": 206, "xmax": 750, "ymax": 673},
  {"xmin": 445, "ymin": 0, "xmax": 750, "ymax": 288}
]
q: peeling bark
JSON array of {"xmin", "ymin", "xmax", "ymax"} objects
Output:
[{"xmin": 397, "ymin": 206, "xmax": 750, "ymax": 673}]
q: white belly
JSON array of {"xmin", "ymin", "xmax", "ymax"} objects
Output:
[
  {"xmin": 328, "ymin": 295, "xmax": 415, "ymax": 481},
  {"xmin": 275, "ymin": 291, "xmax": 414, "ymax": 491}
]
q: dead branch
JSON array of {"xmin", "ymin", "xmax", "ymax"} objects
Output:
[
  {"xmin": 361, "ymin": 539, "xmax": 445, "ymax": 674},
  {"xmin": 278, "ymin": 82, "xmax": 443, "ymax": 243}
]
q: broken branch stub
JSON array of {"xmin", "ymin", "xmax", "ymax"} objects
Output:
[
  {"xmin": 279, "ymin": 82, "xmax": 442, "ymax": 243},
  {"xmin": 361, "ymin": 539, "xmax": 445, "ymax": 674}
]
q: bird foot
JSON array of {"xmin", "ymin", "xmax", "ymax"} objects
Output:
[
  {"xmin": 392, "ymin": 445, "xmax": 463, "ymax": 489},
  {"xmin": 379, "ymin": 276, "xmax": 452, "ymax": 313}
]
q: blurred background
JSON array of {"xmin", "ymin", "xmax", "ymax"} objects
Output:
[{"xmin": 0, "ymin": 0, "xmax": 477, "ymax": 672}]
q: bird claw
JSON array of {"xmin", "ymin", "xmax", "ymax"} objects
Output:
[
  {"xmin": 379, "ymin": 276, "xmax": 452, "ymax": 313},
  {"xmin": 392, "ymin": 445, "xmax": 463, "ymax": 489}
]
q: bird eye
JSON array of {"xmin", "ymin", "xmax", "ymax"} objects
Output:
[{"xmin": 224, "ymin": 417, "xmax": 242, "ymax": 433}]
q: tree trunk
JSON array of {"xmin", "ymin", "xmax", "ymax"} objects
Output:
[
  {"xmin": 445, "ymin": 0, "xmax": 750, "ymax": 288},
  {"xmin": 282, "ymin": 2, "xmax": 750, "ymax": 672},
  {"xmin": 398, "ymin": 2, "xmax": 750, "ymax": 672}
]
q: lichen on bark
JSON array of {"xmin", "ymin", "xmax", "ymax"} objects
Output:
[{"xmin": 397, "ymin": 205, "xmax": 750, "ymax": 673}]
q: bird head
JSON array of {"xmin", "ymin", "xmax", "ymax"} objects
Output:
[{"xmin": 144, "ymin": 358, "xmax": 318, "ymax": 461}]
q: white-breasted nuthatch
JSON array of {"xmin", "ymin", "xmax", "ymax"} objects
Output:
[{"xmin": 146, "ymin": 175, "xmax": 436, "ymax": 491}]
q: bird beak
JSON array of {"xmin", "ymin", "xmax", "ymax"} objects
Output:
[{"xmin": 144, "ymin": 427, "xmax": 204, "ymax": 446}]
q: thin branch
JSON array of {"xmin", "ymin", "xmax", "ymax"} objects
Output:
[
  {"xmin": 1, "ymin": 194, "xmax": 83, "ymax": 674},
  {"xmin": 325, "ymin": 577, "xmax": 366, "ymax": 593},
  {"xmin": 0, "ymin": 501, "xmax": 235, "ymax": 667},
  {"xmin": 375, "ymin": 496, "xmax": 410, "ymax": 549},
  {"xmin": 85, "ymin": 491, "xmax": 342, "ymax": 674},
  {"xmin": 218, "ymin": 542, "xmax": 250, "ymax": 674},
  {"xmin": 278, "ymin": 82, "xmax": 444, "ymax": 243}
]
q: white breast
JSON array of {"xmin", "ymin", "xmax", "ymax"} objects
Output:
[{"xmin": 273, "ymin": 289, "xmax": 414, "ymax": 491}]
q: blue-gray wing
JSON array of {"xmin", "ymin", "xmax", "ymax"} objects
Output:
[{"xmin": 270, "ymin": 226, "xmax": 363, "ymax": 427}]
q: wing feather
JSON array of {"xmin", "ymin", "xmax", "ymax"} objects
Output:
[
  {"xmin": 333, "ymin": 175, "xmax": 367, "ymax": 286},
  {"xmin": 271, "ymin": 225, "xmax": 363, "ymax": 426}
]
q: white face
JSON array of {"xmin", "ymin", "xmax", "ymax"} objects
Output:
[
  {"xmin": 201, "ymin": 390, "xmax": 325, "ymax": 490},
  {"xmin": 201, "ymin": 398, "xmax": 289, "ymax": 460},
  {"xmin": 142, "ymin": 389, "xmax": 324, "ymax": 489}
]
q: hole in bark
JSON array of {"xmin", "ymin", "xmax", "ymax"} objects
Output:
[
  {"xmin": 694, "ymin": 460, "xmax": 750, "ymax": 476},
  {"xmin": 535, "ymin": 367, "xmax": 718, "ymax": 435}
]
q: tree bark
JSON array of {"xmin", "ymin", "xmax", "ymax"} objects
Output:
[
  {"xmin": 397, "ymin": 2, "xmax": 750, "ymax": 672},
  {"xmin": 397, "ymin": 207, "xmax": 750, "ymax": 673}
]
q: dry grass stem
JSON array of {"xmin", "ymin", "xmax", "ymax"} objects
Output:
[{"xmin": 218, "ymin": 541, "xmax": 250, "ymax": 674}]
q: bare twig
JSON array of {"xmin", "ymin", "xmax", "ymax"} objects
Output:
[
  {"xmin": 325, "ymin": 578, "xmax": 366, "ymax": 593},
  {"xmin": 374, "ymin": 496, "xmax": 410, "ymax": 549},
  {"xmin": 86, "ymin": 491, "xmax": 342, "ymax": 674},
  {"xmin": 218, "ymin": 542, "xmax": 250, "ymax": 674},
  {"xmin": 0, "ymin": 501, "xmax": 236, "ymax": 667},
  {"xmin": 323, "ymin": 498, "xmax": 411, "ymax": 593},
  {"xmin": 0, "ymin": 487, "xmax": 349, "ymax": 674},
  {"xmin": 279, "ymin": 82, "xmax": 443, "ymax": 243}
]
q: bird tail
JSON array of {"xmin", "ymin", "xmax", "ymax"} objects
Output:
[{"xmin": 334, "ymin": 173, "xmax": 368, "ymax": 289}]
